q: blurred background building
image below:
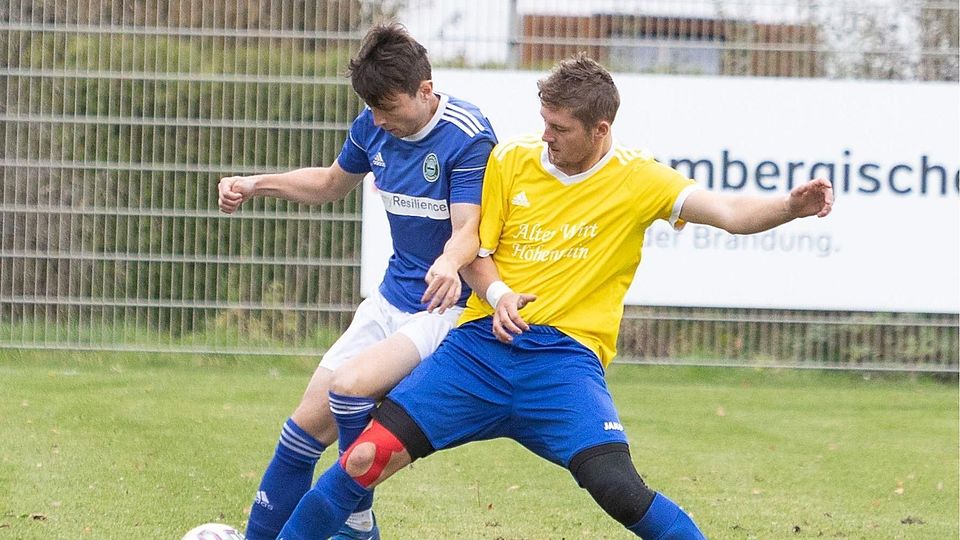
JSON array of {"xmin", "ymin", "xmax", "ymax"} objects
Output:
[{"xmin": 1, "ymin": 0, "xmax": 957, "ymax": 369}]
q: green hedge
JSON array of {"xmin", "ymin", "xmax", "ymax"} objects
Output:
[{"xmin": 3, "ymin": 30, "xmax": 365, "ymax": 340}]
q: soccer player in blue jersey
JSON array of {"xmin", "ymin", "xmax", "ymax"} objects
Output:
[
  {"xmin": 274, "ymin": 55, "xmax": 833, "ymax": 539},
  {"xmin": 216, "ymin": 24, "xmax": 496, "ymax": 540}
]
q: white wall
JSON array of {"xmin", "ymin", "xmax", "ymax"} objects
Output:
[{"xmin": 362, "ymin": 70, "xmax": 960, "ymax": 313}]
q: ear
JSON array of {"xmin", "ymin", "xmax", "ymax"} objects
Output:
[
  {"xmin": 593, "ymin": 120, "xmax": 610, "ymax": 141},
  {"xmin": 419, "ymin": 80, "xmax": 434, "ymax": 100}
]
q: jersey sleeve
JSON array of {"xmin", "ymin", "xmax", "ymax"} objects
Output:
[
  {"xmin": 477, "ymin": 149, "xmax": 507, "ymax": 257},
  {"xmin": 448, "ymin": 136, "xmax": 495, "ymax": 205},
  {"xmin": 644, "ymin": 160, "xmax": 700, "ymax": 230},
  {"xmin": 335, "ymin": 111, "xmax": 372, "ymax": 175}
]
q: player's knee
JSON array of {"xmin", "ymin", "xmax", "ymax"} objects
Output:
[
  {"xmin": 329, "ymin": 366, "xmax": 368, "ymax": 397},
  {"xmin": 338, "ymin": 420, "xmax": 408, "ymax": 487},
  {"xmin": 570, "ymin": 444, "xmax": 655, "ymax": 527},
  {"xmin": 341, "ymin": 442, "xmax": 377, "ymax": 476}
]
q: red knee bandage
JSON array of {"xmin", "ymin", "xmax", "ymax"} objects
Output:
[{"xmin": 339, "ymin": 420, "xmax": 406, "ymax": 487}]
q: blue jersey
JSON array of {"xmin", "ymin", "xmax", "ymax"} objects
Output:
[{"xmin": 337, "ymin": 93, "xmax": 497, "ymax": 313}]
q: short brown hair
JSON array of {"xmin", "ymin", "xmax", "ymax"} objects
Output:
[
  {"xmin": 348, "ymin": 23, "xmax": 432, "ymax": 108},
  {"xmin": 537, "ymin": 53, "xmax": 620, "ymax": 128}
]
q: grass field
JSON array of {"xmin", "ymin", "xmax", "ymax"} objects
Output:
[{"xmin": 1, "ymin": 350, "xmax": 957, "ymax": 539}]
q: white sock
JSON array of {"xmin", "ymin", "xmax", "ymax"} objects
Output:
[{"xmin": 344, "ymin": 509, "xmax": 374, "ymax": 531}]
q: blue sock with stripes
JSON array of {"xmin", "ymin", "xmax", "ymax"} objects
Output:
[
  {"xmin": 329, "ymin": 392, "xmax": 377, "ymax": 519},
  {"xmin": 277, "ymin": 462, "xmax": 371, "ymax": 540},
  {"xmin": 244, "ymin": 418, "xmax": 326, "ymax": 540},
  {"xmin": 627, "ymin": 492, "xmax": 707, "ymax": 539}
]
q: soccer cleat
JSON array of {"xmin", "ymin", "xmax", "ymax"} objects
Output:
[{"xmin": 331, "ymin": 516, "xmax": 380, "ymax": 540}]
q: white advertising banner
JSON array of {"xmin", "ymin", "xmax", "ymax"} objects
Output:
[{"xmin": 361, "ymin": 69, "xmax": 960, "ymax": 313}]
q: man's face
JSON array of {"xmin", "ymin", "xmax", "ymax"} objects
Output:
[
  {"xmin": 369, "ymin": 83, "xmax": 433, "ymax": 138},
  {"xmin": 540, "ymin": 106, "xmax": 596, "ymax": 173}
]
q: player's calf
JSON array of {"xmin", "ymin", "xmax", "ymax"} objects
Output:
[
  {"xmin": 570, "ymin": 443, "xmax": 706, "ymax": 539},
  {"xmin": 571, "ymin": 443, "xmax": 656, "ymax": 526},
  {"xmin": 245, "ymin": 418, "xmax": 328, "ymax": 540}
]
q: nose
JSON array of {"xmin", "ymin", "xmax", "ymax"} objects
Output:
[
  {"xmin": 371, "ymin": 109, "xmax": 387, "ymax": 127},
  {"xmin": 541, "ymin": 129, "xmax": 554, "ymax": 143}
]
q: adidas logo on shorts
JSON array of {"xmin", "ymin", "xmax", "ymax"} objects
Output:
[{"xmin": 603, "ymin": 421, "xmax": 624, "ymax": 431}]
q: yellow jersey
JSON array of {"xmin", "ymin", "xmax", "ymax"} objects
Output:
[{"xmin": 460, "ymin": 135, "xmax": 699, "ymax": 366}]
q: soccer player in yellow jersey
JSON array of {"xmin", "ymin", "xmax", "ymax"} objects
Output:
[{"xmin": 277, "ymin": 54, "xmax": 833, "ymax": 539}]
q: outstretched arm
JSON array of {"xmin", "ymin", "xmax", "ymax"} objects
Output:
[
  {"xmin": 679, "ymin": 178, "xmax": 833, "ymax": 234},
  {"xmin": 217, "ymin": 161, "xmax": 365, "ymax": 213},
  {"xmin": 460, "ymin": 256, "xmax": 537, "ymax": 343},
  {"xmin": 421, "ymin": 203, "xmax": 481, "ymax": 313}
]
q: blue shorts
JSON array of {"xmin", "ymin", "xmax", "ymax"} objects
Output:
[{"xmin": 386, "ymin": 317, "xmax": 628, "ymax": 467}]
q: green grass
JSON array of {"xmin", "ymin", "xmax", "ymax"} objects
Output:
[{"xmin": 0, "ymin": 350, "xmax": 956, "ymax": 539}]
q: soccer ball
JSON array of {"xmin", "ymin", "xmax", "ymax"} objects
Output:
[{"xmin": 181, "ymin": 523, "xmax": 245, "ymax": 540}]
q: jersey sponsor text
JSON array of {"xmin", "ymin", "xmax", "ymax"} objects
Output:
[
  {"xmin": 379, "ymin": 190, "xmax": 450, "ymax": 220},
  {"xmin": 511, "ymin": 243, "xmax": 589, "ymax": 262}
]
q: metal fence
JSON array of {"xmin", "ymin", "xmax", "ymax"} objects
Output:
[{"xmin": 1, "ymin": 0, "xmax": 958, "ymax": 370}]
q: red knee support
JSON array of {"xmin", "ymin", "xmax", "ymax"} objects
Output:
[{"xmin": 339, "ymin": 420, "xmax": 406, "ymax": 487}]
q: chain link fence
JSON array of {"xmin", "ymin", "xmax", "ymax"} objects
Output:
[{"xmin": 1, "ymin": 0, "xmax": 957, "ymax": 370}]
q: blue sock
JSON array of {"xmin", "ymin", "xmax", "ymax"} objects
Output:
[
  {"xmin": 245, "ymin": 419, "xmax": 326, "ymax": 540},
  {"xmin": 276, "ymin": 462, "xmax": 371, "ymax": 540},
  {"xmin": 329, "ymin": 391, "xmax": 377, "ymax": 514},
  {"xmin": 627, "ymin": 492, "xmax": 707, "ymax": 539}
]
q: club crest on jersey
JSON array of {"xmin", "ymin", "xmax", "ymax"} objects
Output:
[{"xmin": 422, "ymin": 153, "xmax": 440, "ymax": 182}]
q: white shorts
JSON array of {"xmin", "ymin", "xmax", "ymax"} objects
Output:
[{"xmin": 318, "ymin": 290, "xmax": 463, "ymax": 371}]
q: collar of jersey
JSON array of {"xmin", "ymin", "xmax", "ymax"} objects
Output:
[
  {"xmin": 401, "ymin": 93, "xmax": 449, "ymax": 143},
  {"xmin": 539, "ymin": 140, "xmax": 617, "ymax": 186}
]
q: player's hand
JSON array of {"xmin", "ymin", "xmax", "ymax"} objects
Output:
[
  {"xmin": 421, "ymin": 255, "xmax": 462, "ymax": 313},
  {"xmin": 786, "ymin": 178, "xmax": 833, "ymax": 219},
  {"xmin": 491, "ymin": 292, "xmax": 537, "ymax": 343},
  {"xmin": 218, "ymin": 176, "xmax": 257, "ymax": 213}
]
